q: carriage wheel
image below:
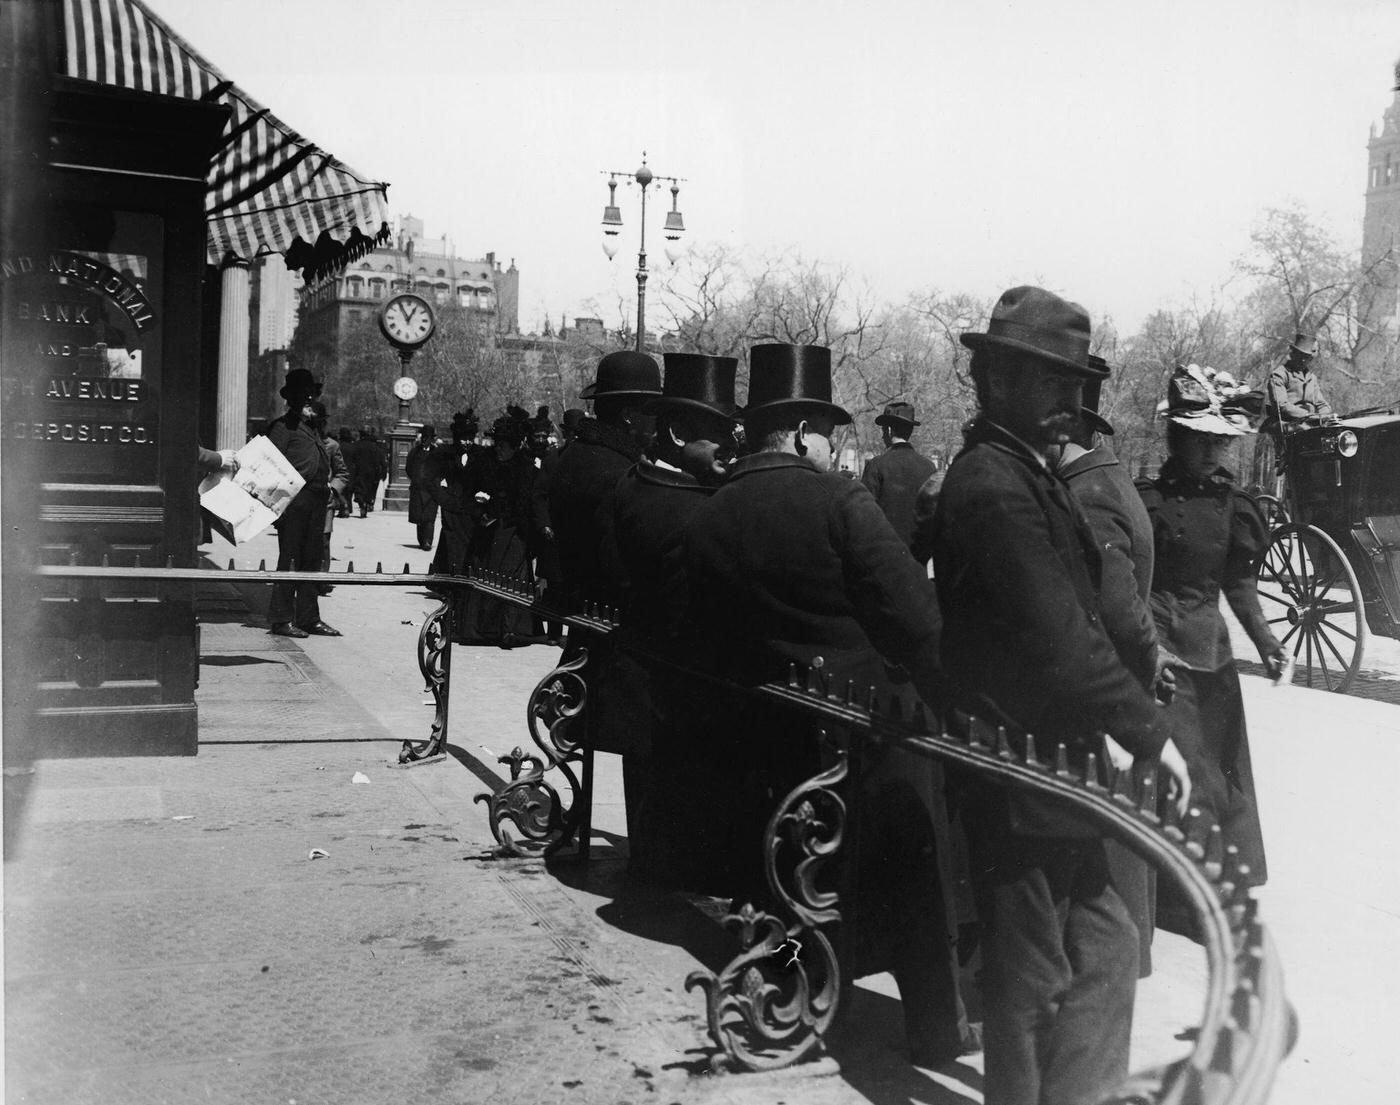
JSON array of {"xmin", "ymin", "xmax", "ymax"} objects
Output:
[
  {"xmin": 1254, "ymin": 494, "xmax": 1290, "ymax": 528},
  {"xmin": 1255, "ymin": 523, "xmax": 1367, "ymax": 693}
]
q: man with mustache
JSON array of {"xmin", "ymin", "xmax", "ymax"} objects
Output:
[{"xmin": 929, "ymin": 286, "xmax": 1191, "ymax": 1105}]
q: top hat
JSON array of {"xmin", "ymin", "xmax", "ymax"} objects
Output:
[
  {"xmin": 743, "ymin": 344, "xmax": 852, "ymax": 425},
  {"xmin": 1081, "ymin": 355, "xmax": 1115, "ymax": 436},
  {"xmin": 960, "ymin": 285, "xmax": 1104, "ymax": 378},
  {"xmin": 1159, "ymin": 364, "xmax": 1262, "ymax": 437},
  {"xmin": 1289, "ymin": 332, "xmax": 1319, "ymax": 357},
  {"xmin": 280, "ymin": 367, "xmax": 322, "ymax": 400},
  {"xmin": 875, "ymin": 400, "xmax": 920, "ymax": 430},
  {"xmin": 579, "ymin": 350, "xmax": 662, "ymax": 400},
  {"xmin": 647, "ymin": 353, "xmax": 740, "ymax": 422},
  {"xmin": 561, "ymin": 408, "xmax": 586, "ymax": 431}
]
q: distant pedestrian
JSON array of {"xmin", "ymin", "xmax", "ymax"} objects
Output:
[
  {"xmin": 430, "ymin": 410, "xmax": 480, "ymax": 577},
  {"xmin": 406, "ymin": 425, "xmax": 441, "ymax": 551},
  {"xmin": 344, "ymin": 426, "xmax": 385, "ymax": 517},
  {"xmin": 308, "ymin": 401, "xmax": 349, "ymax": 596},
  {"xmin": 861, "ymin": 399, "xmax": 937, "ymax": 554}
]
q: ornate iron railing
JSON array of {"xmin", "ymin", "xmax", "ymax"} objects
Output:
[{"xmin": 36, "ymin": 558, "xmax": 1296, "ymax": 1104}]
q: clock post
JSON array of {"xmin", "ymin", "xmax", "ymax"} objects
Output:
[{"xmin": 377, "ymin": 292, "xmax": 435, "ymax": 512}]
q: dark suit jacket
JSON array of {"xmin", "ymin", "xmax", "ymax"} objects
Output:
[
  {"xmin": 931, "ymin": 420, "xmax": 1163, "ymax": 814},
  {"xmin": 600, "ymin": 459, "xmax": 714, "ymax": 641},
  {"xmin": 861, "ymin": 442, "xmax": 937, "ymax": 551},
  {"xmin": 548, "ymin": 418, "xmax": 643, "ymax": 607},
  {"xmin": 685, "ymin": 451, "xmax": 941, "ymax": 704},
  {"xmin": 265, "ymin": 413, "xmax": 329, "ymax": 520},
  {"xmin": 1060, "ymin": 443, "xmax": 1159, "ymax": 686}
]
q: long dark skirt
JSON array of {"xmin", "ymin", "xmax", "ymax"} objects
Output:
[
  {"xmin": 1166, "ymin": 664, "xmax": 1267, "ymax": 885},
  {"xmin": 455, "ymin": 522, "xmax": 534, "ymax": 645}
]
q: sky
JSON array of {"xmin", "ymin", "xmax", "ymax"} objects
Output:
[{"xmin": 150, "ymin": 0, "xmax": 1399, "ymax": 336}]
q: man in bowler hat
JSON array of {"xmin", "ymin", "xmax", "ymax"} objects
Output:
[
  {"xmin": 930, "ymin": 286, "xmax": 1191, "ymax": 1105},
  {"xmin": 597, "ymin": 352, "xmax": 740, "ymax": 883},
  {"xmin": 861, "ymin": 400, "xmax": 938, "ymax": 554},
  {"xmin": 1049, "ymin": 354, "xmax": 1169, "ymax": 978},
  {"xmin": 684, "ymin": 344, "xmax": 973, "ymax": 1065},
  {"xmin": 264, "ymin": 368, "xmax": 340, "ymax": 638},
  {"xmin": 547, "ymin": 350, "xmax": 662, "ymax": 856}
]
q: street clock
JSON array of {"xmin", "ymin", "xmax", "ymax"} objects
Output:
[
  {"xmin": 378, "ymin": 291, "xmax": 436, "ymax": 351},
  {"xmin": 392, "ymin": 376, "xmax": 418, "ymax": 401}
]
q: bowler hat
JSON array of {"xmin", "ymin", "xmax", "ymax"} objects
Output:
[
  {"xmin": 647, "ymin": 353, "xmax": 740, "ymax": 421},
  {"xmin": 875, "ymin": 400, "xmax": 920, "ymax": 429},
  {"xmin": 960, "ymin": 285, "xmax": 1104, "ymax": 378},
  {"xmin": 561, "ymin": 408, "xmax": 586, "ymax": 431},
  {"xmin": 743, "ymin": 344, "xmax": 852, "ymax": 425},
  {"xmin": 1289, "ymin": 332, "xmax": 1318, "ymax": 357},
  {"xmin": 1081, "ymin": 355, "xmax": 1115, "ymax": 436},
  {"xmin": 280, "ymin": 367, "xmax": 322, "ymax": 400},
  {"xmin": 579, "ymin": 350, "xmax": 662, "ymax": 400}
]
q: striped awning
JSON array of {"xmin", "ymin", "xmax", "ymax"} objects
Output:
[{"xmin": 60, "ymin": 0, "xmax": 390, "ymax": 277}]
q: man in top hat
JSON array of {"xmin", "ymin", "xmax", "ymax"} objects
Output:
[
  {"xmin": 1048, "ymin": 353, "xmax": 1169, "ymax": 979},
  {"xmin": 548, "ymin": 350, "xmax": 662, "ymax": 609},
  {"xmin": 1264, "ymin": 331, "xmax": 1333, "ymax": 438},
  {"xmin": 596, "ymin": 352, "xmax": 740, "ymax": 883},
  {"xmin": 862, "ymin": 400, "xmax": 938, "ymax": 554},
  {"xmin": 264, "ymin": 368, "xmax": 341, "ymax": 638},
  {"xmin": 406, "ymin": 424, "xmax": 442, "ymax": 552},
  {"xmin": 929, "ymin": 287, "xmax": 1191, "ymax": 1105},
  {"xmin": 684, "ymin": 344, "xmax": 974, "ymax": 1066}
]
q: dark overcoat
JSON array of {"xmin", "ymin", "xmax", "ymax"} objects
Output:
[
  {"xmin": 931, "ymin": 419, "xmax": 1164, "ymax": 838},
  {"xmin": 599, "ymin": 459, "xmax": 713, "ymax": 640},
  {"xmin": 685, "ymin": 451, "xmax": 942, "ymax": 699},
  {"xmin": 861, "ymin": 441, "xmax": 937, "ymax": 552},
  {"xmin": 529, "ymin": 447, "xmax": 563, "ymax": 584},
  {"xmin": 1138, "ymin": 459, "xmax": 1277, "ymax": 883},
  {"xmin": 547, "ymin": 418, "xmax": 643, "ymax": 608},
  {"xmin": 344, "ymin": 438, "xmax": 385, "ymax": 505},
  {"xmin": 405, "ymin": 441, "xmax": 440, "ymax": 527},
  {"xmin": 1061, "ymin": 443, "xmax": 1158, "ymax": 686}
]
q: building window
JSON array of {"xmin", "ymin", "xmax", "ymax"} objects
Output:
[
  {"xmin": 346, "ymin": 276, "xmax": 364, "ymax": 298},
  {"xmin": 369, "ymin": 278, "xmax": 385, "ymax": 299},
  {"xmin": 436, "ymin": 269, "xmax": 446, "ymax": 278}
]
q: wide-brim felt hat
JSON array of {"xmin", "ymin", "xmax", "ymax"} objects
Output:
[
  {"xmin": 875, "ymin": 400, "xmax": 920, "ymax": 429},
  {"xmin": 1081, "ymin": 357, "xmax": 1115, "ymax": 436},
  {"xmin": 646, "ymin": 353, "xmax": 741, "ymax": 422},
  {"xmin": 280, "ymin": 367, "xmax": 322, "ymax": 400},
  {"xmin": 960, "ymin": 285, "xmax": 1104, "ymax": 379},
  {"xmin": 579, "ymin": 350, "xmax": 662, "ymax": 400},
  {"xmin": 743, "ymin": 343, "xmax": 852, "ymax": 425},
  {"xmin": 1288, "ymin": 332, "xmax": 1319, "ymax": 357}
]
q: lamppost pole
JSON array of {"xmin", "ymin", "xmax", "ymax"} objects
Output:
[{"xmin": 600, "ymin": 152, "xmax": 686, "ymax": 354}]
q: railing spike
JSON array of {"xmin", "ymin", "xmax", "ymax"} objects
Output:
[
  {"xmin": 403, "ymin": 563, "xmax": 410, "ymax": 574},
  {"xmin": 844, "ymin": 679, "xmax": 855, "ymax": 705},
  {"xmin": 69, "ymin": 549, "xmax": 79, "ymax": 566},
  {"xmin": 166, "ymin": 555, "xmax": 175, "ymax": 569},
  {"xmin": 994, "ymin": 725, "xmax": 1013, "ymax": 759},
  {"xmin": 866, "ymin": 685, "xmax": 877, "ymax": 712},
  {"xmin": 347, "ymin": 561, "xmax": 354, "ymax": 573},
  {"xmin": 1054, "ymin": 742, "xmax": 1070, "ymax": 776},
  {"xmin": 1138, "ymin": 771, "xmax": 1158, "ymax": 815},
  {"xmin": 1203, "ymin": 824, "xmax": 1224, "ymax": 881},
  {"xmin": 133, "ymin": 553, "xmax": 142, "ymax": 569},
  {"xmin": 1085, "ymin": 751, "xmax": 1101, "ymax": 788},
  {"xmin": 1023, "ymin": 732, "xmax": 1040, "ymax": 768},
  {"xmin": 101, "ymin": 553, "xmax": 110, "ymax": 568},
  {"xmin": 258, "ymin": 559, "xmax": 267, "ymax": 571},
  {"xmin": 376, "ymin": 562, "xmax": 383, "ymax": 574},
  {"xmin": 805, "ymin": 666, "xmax": 819, "ymax": 694},
  {"xmin": 227, "ymin": 558, "xmax": 235, "ymax": 570},
  {"xmin": 787, "ymin": 663, "xmax": 799, "ymax": 688}
]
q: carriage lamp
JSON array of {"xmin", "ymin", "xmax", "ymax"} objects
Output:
[{"xmin": 1336, "ymin": 429, "xmax": 1359, "ymax": 457}]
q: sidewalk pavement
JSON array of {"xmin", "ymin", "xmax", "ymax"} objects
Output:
[{"xmin": 6, "ymin": 508, "xmax": 1396, "ymax": 1104}]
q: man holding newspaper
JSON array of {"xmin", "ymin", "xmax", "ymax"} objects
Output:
[{"xmin": 262, "ymin": 368, "xmax": 342, "ymax": 639}]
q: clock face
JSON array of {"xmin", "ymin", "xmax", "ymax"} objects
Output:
[
  {"xmin": 393, "ymin": 376, "xmax": 418, "ymax": 401},
  {"xmin": 379, "ymin": 293, "xmax": 435, "ymax": 348}
]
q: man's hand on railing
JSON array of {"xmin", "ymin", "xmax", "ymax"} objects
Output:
[{"xmin": 1157, "ymin": 737, "xmax": 1193, "ymax": 819}]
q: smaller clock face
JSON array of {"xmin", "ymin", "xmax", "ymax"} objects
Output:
[
  {"xmin": 393, "ymin": 376, "xmax": 418, "ymax": 401},
  {"xmin": 380, "ymin": 293, "xmax": 435, "ymax": 348}
]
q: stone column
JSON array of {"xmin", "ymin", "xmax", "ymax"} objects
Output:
[{"xmin": 215, "ymin": 257, "xmax": 251, "ymax": 450}]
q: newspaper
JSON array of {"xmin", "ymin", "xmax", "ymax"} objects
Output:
[{"xmin": 200, "ymin": 435, "xmax": 306, "ymax": 544}]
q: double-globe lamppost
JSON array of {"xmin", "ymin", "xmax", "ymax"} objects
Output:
[{"xmin": 600, "ymin": 153, "xmax": 686, "ymax": 352}]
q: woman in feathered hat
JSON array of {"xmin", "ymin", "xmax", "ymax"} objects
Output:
[{"xmin": 1139, "ymin": 365, "xmax": 1285, "ymax": 919}]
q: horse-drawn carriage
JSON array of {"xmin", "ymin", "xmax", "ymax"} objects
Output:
[{"xmin": 1253, "ymin": 407, "xmax": 1400, "ymax": 692}]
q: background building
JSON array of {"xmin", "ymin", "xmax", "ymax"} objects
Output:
[{"xmin": 1360, "ymin": 61, "xmax": 1400, "ymax": 370}]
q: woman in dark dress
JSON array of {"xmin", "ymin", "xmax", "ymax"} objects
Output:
[
  {"xmin": 455, "ymin": 406, "xmax": 537, "ymax": 647},
  {"xmin": 1139, "ymin": 365, "xmax": 1288, "ymax": 894}
]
